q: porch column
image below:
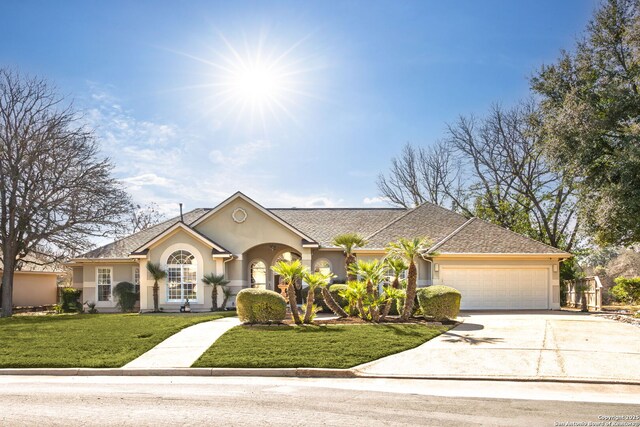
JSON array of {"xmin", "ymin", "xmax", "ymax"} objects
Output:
[
  {"xmin": 138, "ymin": 258, "xmax": 150, "ymax": 311},
  {"xmin": 301, "ymin": 248, "xmax": 313, "ymax": 286}
]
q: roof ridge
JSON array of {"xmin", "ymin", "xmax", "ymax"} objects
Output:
[
  {"xmin": 465, "ymin": 217, "xmax": 570, "ymax": 254},
  {"xmin": 429, "ymin": 217, "xmax": 476, "ymax": 252},
  {"xmin": 363, "ymin": 206, "xmax": 419, "ymax": 241},
  {"xmin": 268, "ymin": 207, "xmax": 407, "ymax": 211}
]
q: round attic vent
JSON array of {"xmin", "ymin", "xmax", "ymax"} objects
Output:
[{"xmin": 232, "ymin": 207, "xmax": 248, "ymax": 223}]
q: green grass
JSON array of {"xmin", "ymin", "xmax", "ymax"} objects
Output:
[
  {"xmin": 0, "ymin": 312, "xmax": 236, "ymax": 368},
  {"xmin": 193, "ymin": 323, "xmax": 451, "ymax": 369}
]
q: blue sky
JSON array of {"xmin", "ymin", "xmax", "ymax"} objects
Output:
[{"xmin": 1, "ymin": 0, "xmax": 598, "ymax": 215}]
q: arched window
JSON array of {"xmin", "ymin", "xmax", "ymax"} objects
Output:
[
  {"xmin": 314, "ymin": 259, "xmax": 332, "ymax": 276},
  {"xmin": 167, "ymin": 250, "xmax": 197, "ymax": 302},
  {"xmin": 250, "ymin": 260, "xmax": 267, "ymax": 289}
]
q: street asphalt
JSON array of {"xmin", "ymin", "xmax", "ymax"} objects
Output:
[{"xmin": 0, "ymin": 376, "xmax": 637, "ymax": 426}]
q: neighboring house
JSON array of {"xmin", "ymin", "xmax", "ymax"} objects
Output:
[
  {"xmin": 67, "ymin": 191, "xmax": 571, "ymax": 312},
  {"xmin": 1, "ymin": 257, "xmax": 60, "ymax": 307}
]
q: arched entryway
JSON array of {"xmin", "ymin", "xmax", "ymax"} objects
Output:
[{"xmin": 244, "ymin": 243, "xmax": 303, "ymax": 304}]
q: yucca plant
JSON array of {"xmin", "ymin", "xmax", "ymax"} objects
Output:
[
  {"xmin": 301, "ymin": 272, "xmax": 332, "ymax": 324},
  {"xmin": 332, "ymin": 233, "xmax": 366, "ymax": 281},
  {"xmin": 271, "ymin": 259, "xmax": 308, "ymax": 324},
  {"xmin": 348, "ymin": 259, "xmax": 386, "ymax": 321},
  {"xmin": 146, "ymin": 262, "xmax": 167, "ymax": 313},
  {"xmin": 386, "ymin": 237, "xmax": 432, "ymax": 321},
  {"xmin": 201, "ymin": 273, "xmax": 230, "ymax": 311}
]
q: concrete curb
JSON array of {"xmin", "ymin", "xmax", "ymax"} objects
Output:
[
  {"xmin": 0, "ymin": 367, "xmax": 356, "ymax": 378},
  {"xmin": 0, "ymin": 367, "xmax": 637, "ymax": 385}
]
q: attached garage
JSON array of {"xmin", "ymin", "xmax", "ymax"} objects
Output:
[{"xmin": 440, "ymin": 266, "xmax": 550, "ymax": 310}]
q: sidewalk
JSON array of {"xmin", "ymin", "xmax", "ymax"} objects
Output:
[{"xmin": 124, "ymin": 316, "xmax": 241, "ymax": 368}]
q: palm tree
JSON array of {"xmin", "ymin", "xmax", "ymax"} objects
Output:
[
  {"xmin": 146, "ymin": 262, "xmax": 167, "ymax": 313},
  {"xmin": 332, "ymin": 233, "xmax": 366, "ymax": 281},
  {"xmin": 271, "ymin": 259, "xmax": 308, "ymax": 324},
  {"xmin": 201, "ymin": 273, "xmax": 230, "ymax": 311},
  {"xmin": 302, "ymin": 272, "xmax": 331, "ymax": 324},
  {"xmin": 349, "ymin": 259, "xmax": 385, "ymax": 296},
  {"xmin": 381, "ymin": 257, "xmax": 408, "ymax": 318},
  {"xmin": 386, "ymin": 237, "xmax": 432, "ymax": 321},
  {"xmin": 221, "ymin": 286, "xmax": 233, "ymax": 311},
  {"xmin": 319, "ymin": 279, "xmax": 348, "ymax": 319}
]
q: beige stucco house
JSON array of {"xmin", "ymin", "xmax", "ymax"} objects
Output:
[
  {"xmin": 1, "ymin": 260, "xmax": 60, "ymax": 308},
  {"xmin": 68, "ymin": 191, "xmax": 571, "ymax": 312}
]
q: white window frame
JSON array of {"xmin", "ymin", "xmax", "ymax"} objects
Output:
[
  {"xmin": 313, "ymin": 258, "xmax": 333, "ymax": 276},
  {"xmin": 96, "ymin": 267, "xmax": 113, "ymax": 303},
  {"xmin": 249, "ymin": 259, "xmax": 268, "ymax": 290},
  {"xmin": 166, "ymin": 250, "xmax": 198, "ymax": 303},
  {"xmin": 133, "ymin": 266, "xmax": 140, "ymax": 296}
]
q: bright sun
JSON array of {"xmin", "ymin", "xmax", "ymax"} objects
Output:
[{"xmin": 231, "ymin": 64, "xmax": 282, "ymax": 103}]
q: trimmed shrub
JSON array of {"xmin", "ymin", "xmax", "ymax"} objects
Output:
[
  {"xmin": 236, "ymin": 288, "xmax": 287, "ymax": 324},
  {"xmin": 417, "ymin": 285, "xmax": 461, "ymax": 321},
  {"xmin": 611, "ymin": 277, "xmax": 640, "ymax": 304},
  {"xmin": 113, "ymin": 281, "xmax": 138, "ymax": 312},
  {"xmin": 329, "ymin": 284, "xmax": 348, "ymax": 309},
  {"xmin": 59, "ymin": 287, "xmax": 82, "ymax": 313}
]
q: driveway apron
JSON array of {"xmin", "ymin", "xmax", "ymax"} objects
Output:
[{"xmin": 355, "ymin": 311, "xmax": 640, "ymax": 382}]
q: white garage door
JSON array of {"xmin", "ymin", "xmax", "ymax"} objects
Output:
[{"xmin": 440, "ymin": 267, "xmax": 549, "ymax": 310}]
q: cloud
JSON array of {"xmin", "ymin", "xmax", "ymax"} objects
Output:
[{"xmin": 363, "ymin": 196, "xmax": 389, "ymax": 205}]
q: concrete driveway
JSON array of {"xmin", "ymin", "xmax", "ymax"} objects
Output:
[{"xmin": 355, "ymin": 311, "xmax": 640, "ymax": 383}]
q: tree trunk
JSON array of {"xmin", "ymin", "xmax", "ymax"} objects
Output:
[
  {"xmin": 153, "ymin": 281, "xmax": 159, "ymax": 312},
  {"xmin": 357, "ymin": 297, "xmax": 366, "ymax": 320},
  {"xmin": 401, "ymin": 262, "xmax": 417, "ymax": 321},
  {"xmin": 581, "ymin": 290, "xmax": 589, "ymax": 312},
  {"xmin": 321, "ymin": 287, "xmax": 348, "ymax": 318},
  {"xmin": 380, "ymin": 300, "xmax": 392, "ymax": 321},
  {"xmin": 1, "ymin": 260, "xmax": 14, "ymax": 317},
  {"xmin": 211, "ymin": 286, "xmax": 218, "ymax": 311},
  {"xmin": 303, "ymin": 287, "xmax": 315, "ymax": 324},
  {"xmin": 221, "ymin": 290, "xmax": 229, "ymax": 311},
  {"xmin": 346, "ymin": 254, "xmax": 356, "ymax": 282},
  {"xmin": 287, "ymin": 283, "xmax": 302, "ymax": 324}
]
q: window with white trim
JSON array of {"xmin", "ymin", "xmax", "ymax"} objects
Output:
[
  {"xmin": 250, "ymin": 260, "xmax": 267, "ymax": 289},
  {"xmin": 166, "ymin": 250, "xmax": 197, "ymax": 302},
  {"xmin": 314, "ymin": 259, "xmax": 332, "ymax": 276},
  {"xmin": 97, "ymin": 267, "xmax": 112, "ymax": 302},
  {"xmin": 133, "ymin": 267, "xmax": 140, "ymax": 297}
]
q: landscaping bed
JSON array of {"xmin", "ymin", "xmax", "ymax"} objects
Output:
[
  {"xmin": 192, "ymin": 323, "xmax": 452, "ymax": 369},
  {"xmin": 0, "ymin": 311, "xmax": 236, "ymax": 368}
]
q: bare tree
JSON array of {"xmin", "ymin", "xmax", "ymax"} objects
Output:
[
  {"xmin": 377, "ymin": 141, "xmax": 464, "ymax": 210},
  {"xmin": 378, "ymin": 101, "xmax": 579, "ymax": 250},
  {"xmin": 0, "ymin": 69, "xmax": 132, "ymax": 317},
  {"xmin": 117, "ymin": 203, "xmax": 166, "ymax": 238}
]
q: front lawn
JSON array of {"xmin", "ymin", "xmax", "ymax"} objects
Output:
[
  {"xmin": 0, "ymin": 312, "xmax": 236, "ymax": 368},
  {"xmin": 193, "ymin": 323, "xmax": 451, "ymax": 369}
]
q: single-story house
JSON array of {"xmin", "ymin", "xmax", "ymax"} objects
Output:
[
  {"xmin": 1, "ymin": 259, "xmax": 60, "ymax": 307},
  {"xmin": 67, "ymin": 191, "xmax": 571, "ymax": 312}
]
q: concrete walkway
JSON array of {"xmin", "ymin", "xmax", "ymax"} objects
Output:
[
  {"xmin": 355, "ymin": 311, "xmax": 640, "ymax": 382},
  {"xmin": 124, "ymin": 317, "xmax": 241, "ymax": 369}
]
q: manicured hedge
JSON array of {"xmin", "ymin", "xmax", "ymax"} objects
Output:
[
  {"xmin": 236, "ymin": 288, "xmax": 287, "ymax": 324},
  {"xmin": 417, "ymin": 285, "xmax": 461, "ymax": 321}
]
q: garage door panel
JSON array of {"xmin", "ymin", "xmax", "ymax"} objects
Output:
[{"xmin": 440, "ymin": 267, "xmax": 549, "ymax": 310}]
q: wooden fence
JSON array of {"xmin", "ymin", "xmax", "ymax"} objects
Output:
[{"xmin": 564, "ymin": 276, "xmax": 603, "ymax": 311}]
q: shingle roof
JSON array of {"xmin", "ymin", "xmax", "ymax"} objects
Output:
[
  {"xmin": 270, "ymin": 208, "xmax": 405, "ymax": 247},
  {"xmin": 77, "ymin": 199, "xmax": 569, "ymax": 259},
  {"xmin": 80, "ymin": 208, "xmax": 209, "ymax": 259},
  {"xmin": 434, "ymin": 217, "xmax": 568, "ymax": 254},
  {"xmin": 365, "ymin": 202, "xmax": 469, "ymax": 248}
]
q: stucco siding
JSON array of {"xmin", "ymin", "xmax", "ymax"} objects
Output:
[
  {"xmin": 312, "ymin": 250, "xmax": 346, "ymax": 282},
  {"xmin": 8, "ymin": 273, "xmax": 58, "ymax": 307},
  {"xmin": 194, "ymin": 199, "xmax": 304, "ymax": 254}
]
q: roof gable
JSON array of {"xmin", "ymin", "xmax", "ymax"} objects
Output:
[
  {"xmin": 364, "ymin": 202, "xmax": 469, "ymax": 249},
  {"xmin": 130, "ymin": 222, "xmax": 231, "ymax": 256},
  {"xmin": 192, "ymin": 192, "xmax": 318, "ymax": 244}
]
